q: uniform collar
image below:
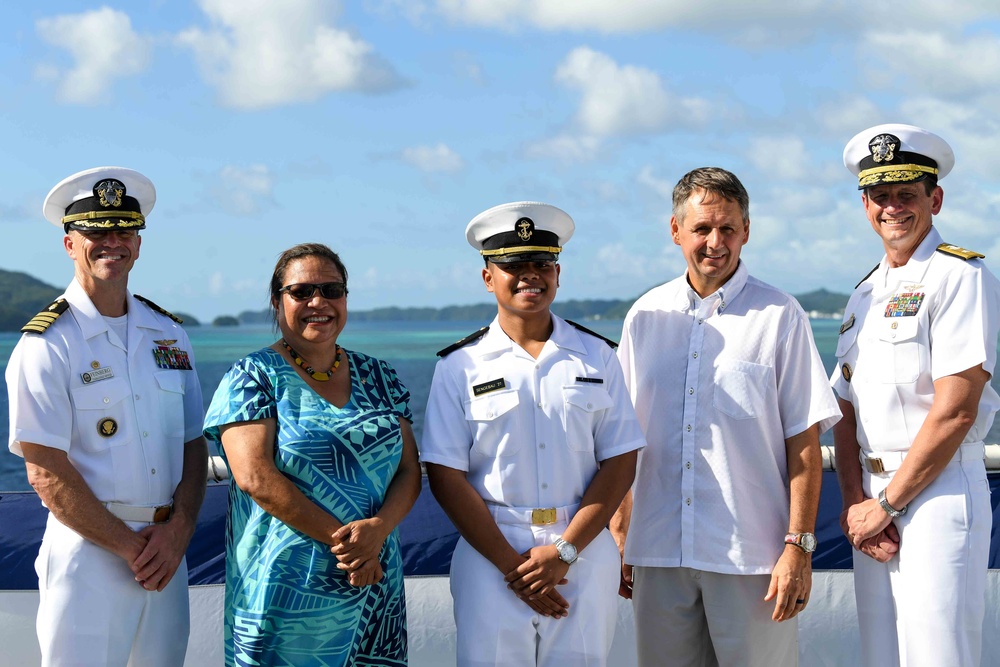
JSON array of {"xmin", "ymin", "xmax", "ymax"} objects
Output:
[
  {"xmin": 64, "ymin": 278, "xmax": 166, "ymax": 342},
  {"xmin": 870, "ymin": 225, "xmax": 941, "ymax": 288},
  {"xmin": 475, "ymin": 313, "xmax": 585, "ymax": 358}
]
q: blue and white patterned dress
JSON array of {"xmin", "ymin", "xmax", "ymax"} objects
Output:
[{"xmin": 204, "ymin": 347, "xmax": 411, "ymax": 667}]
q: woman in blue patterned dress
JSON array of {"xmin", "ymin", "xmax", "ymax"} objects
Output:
[{"xmin": 203, "ymin": 243, "xmax": 421, "ymax": 666}]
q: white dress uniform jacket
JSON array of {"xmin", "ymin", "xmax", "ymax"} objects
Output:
[
  {"xmin": 620, "ymin": 262, "xmax": 841, "ymax": 574},
  {"xmin": 831, "ymin": 226, "xmax": 1000, "ymax": 667},
  {"xmin": 421, "ymin": 314, "xmax": 645, "ymax": 667},
  {"xmin": 6, "ymin": 278, "xmax": 204, "ymax": 667}
]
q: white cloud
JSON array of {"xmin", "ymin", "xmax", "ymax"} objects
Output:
[
  {"xmin": 637, "ymin": 166, "xmax": 675, "ymax": 202},
  {"xmin": 214, "ymin": 164, "xmax": 275, "ymax": 215},
  {"xmin": 555, "ymin": 47, "xmax": 709, "ymax": 137},
  {"xmin": 35, "ymin": 7, "xmax": 151, "ymax": 104},
  {"xmin": 401, "ymin": 143, "xmax": 465, "ymax": 172},
  {"xmin": 523, "ymin": 135, "xmax": 603, "ymax": 163},
  {"xmin": 177, "ymin": 0, "xmax": 402, "ymax": 109},
  {"xmin": 862, "ymin": 30, "xmax": 1000, "ymax": 97}
]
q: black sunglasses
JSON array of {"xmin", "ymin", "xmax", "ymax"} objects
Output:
[{"xmin": 279, "ymin": 282, "xmax": 348, "ymax": 301}]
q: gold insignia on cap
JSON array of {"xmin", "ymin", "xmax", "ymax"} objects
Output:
[
  {"xmin": 516, "ymin": 217, "xmax": 534, "ymax": 241},
  {"xmin": 869, "ymin": 134, "xmax": 897, "ymax": 163},
  {"xmin": 97, "ymin": 418, "xmax": 118, "ymax": 437},
  {"xmin": 91, "ymin": 360, "xmax": 100, "ymax": 369},
  {"xmin": 842, "ymin": 363, "xmax": 853, "ymax": 383},
  {"xmin": 95, "ymin": 179, "xmax": 125, "ymax": 208}
]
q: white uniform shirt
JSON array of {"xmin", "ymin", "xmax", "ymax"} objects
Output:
[
  {"xmin": 619, "ymin": 262, "xmax": 841, "ymax": 574},
  {"xmin": 832, "ymin": 226, "xmax": 1000, "ymax": 452},
  {"xmin": 6, "ymin": 278, "xmax": 204, "ymax": 507},
  {"xmin": 420, "ymin": 314, "xmax": 645, "ymax": 509}
]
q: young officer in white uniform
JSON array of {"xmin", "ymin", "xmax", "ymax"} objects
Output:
[
  {"xmin": 833, "ymin": 125, "xmax": 1000, "ymax": 667},
  {"xmin": 610, "ymin": 168, "xmax": 841, "ymax": 667},
  {"xmin": 5, "ymin": 167, "xmax": 208, "ymax": 667},
  {"xmin": 421, "ymin": 202, "xmax": 645, "ymax": 667}
]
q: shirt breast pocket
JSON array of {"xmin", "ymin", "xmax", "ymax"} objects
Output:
[
  {"xmin": 71, "ymin": 378, "xmax": 134, "ymax": 451},
  {"xmin": 561, "ymin": 385, "xmax": 614, "ymax": 452},
  {"xmin": 155, "ymin": 371, "xmax": 186, "ymax": 438},
  {"xmin": 877, "ymin": 317, "xmax": 921, "ymax": 384},
  {"xmin": 464, "ymin": 388, "xmax": 521, "ymax": 457},
  {"xmin": 713, "ymin": 360, "xmax": 769, "ymax": 420}
]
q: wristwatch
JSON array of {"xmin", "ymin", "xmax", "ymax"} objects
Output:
[
  {"xmin": 553, "ymin": 537, "xmax": 578, "ymax": 565},
  {"xmin": 878, "ymin": 488, "xmax": 907, "ymax": 518},
  {"xmin": 784, "ymin": 532, "xmax": 817, "ymax": 553}
]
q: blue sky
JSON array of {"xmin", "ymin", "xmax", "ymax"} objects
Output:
[{"xmin": 2, "ymin": 1, "xmax": 1000, "ymax": 321}]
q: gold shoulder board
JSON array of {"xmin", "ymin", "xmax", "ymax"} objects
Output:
[
  {"xmin": 936, "ymin": 243, "xmax": 985, "ymax": 261},
  {"xmin": 437, "ymin": 326, "xmax": 490, "ymax": 357},
  {"xmin": 21, "ymin": 298, "xmax": 69, "ymax": 334},
  {"xmin": 134, "ymin": 295, "xmax": 183, "ymax": 324}
]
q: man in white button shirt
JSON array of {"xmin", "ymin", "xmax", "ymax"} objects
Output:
[
  {"xmin": 833, "ymin": 124, "xmax": 1000, "ymax": 667},
  {"xmin": 5, "ymin": 167, "xmax": 207, "ymax": 667},
  {"xmin": 421, "ymin": 201, "xmax": 645, "ymax": 666},
  {"xmin": 611, "ymin": 167, "xmax": 841, "ymax": 666}
]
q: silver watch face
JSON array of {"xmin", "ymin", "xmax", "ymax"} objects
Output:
[
  {"xmin": 801, "ymin": 533, "xmax": 817, "ymax": 552},
  {"xmin": 556, "ymin": 540, "xmax": 578, "ymax": 563}
]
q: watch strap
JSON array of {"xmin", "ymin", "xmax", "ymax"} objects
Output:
[{"xmin": 878, "ymin": 488, "xmax": 907, "ymax": 518}]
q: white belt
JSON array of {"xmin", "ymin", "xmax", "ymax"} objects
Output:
[
  {"xmin": 105, "ymin": 501, "xmax": 173, "ymax": 523},
  {"xmin": 861, "ymin": 442, "xmax": 986, "ymax": 474},
  {"xmin": 487, "ymin": 503, "xmax": 579, "ymax": 526}
]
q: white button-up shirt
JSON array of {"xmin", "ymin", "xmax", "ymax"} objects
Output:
[
  {"xmin": 420, "ymin": 314, "xmax": 645, "ymax": 509},
  {"xmin": 619, "ymin": 263, "xmax": 841, "ymax": 574},
  {"xmin": 832, "ymin": 226, "xmax": 1000, "ymax": 452},
  {"xmin": 6, "ymin": 278, "xmax": 204, "ymax": 507}
]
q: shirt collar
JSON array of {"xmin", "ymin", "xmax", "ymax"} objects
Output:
[
  {"xmin": 683, "ymin": 260, "xmax": 749, "ymax": 314},
  {"xmin": 64, "ymin": 278, "xmax": 164, "ymax": 341}
]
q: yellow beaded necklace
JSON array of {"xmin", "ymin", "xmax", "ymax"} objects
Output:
[{"xmin": 280, "ymin": 339, "xmax": 342, "ymax": 381}]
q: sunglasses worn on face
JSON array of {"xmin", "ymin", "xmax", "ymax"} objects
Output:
[{"xmin": 279, "ymin": 282, "xmax": 348, "ymax": 301}]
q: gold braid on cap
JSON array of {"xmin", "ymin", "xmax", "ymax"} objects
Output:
[
  {"xmin": 858, "ymin": 163, "xmax": 938, "ymax": 188},
  {"xmin": 62, "ymin": 210, "xmax": 146, "ymax": 227},
  {"xmin": 480, "ymin": 245, "xmax": 562, "ymax": 257}
]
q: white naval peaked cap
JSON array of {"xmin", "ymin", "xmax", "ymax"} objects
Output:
[
  {"xmin": 466, "ymin": 201, "xmax": 575, "ymax": 264},
  {"xmin": 843, "ymin": 123, "xmax": 954, "ymax": 190},
  {"xmin": 43, "ymin": 166, "xmax": 156, "ymax": 232}
]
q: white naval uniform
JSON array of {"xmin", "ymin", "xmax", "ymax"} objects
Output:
[
  {"xmin": 832, "ymin": 226, "xmax": 1000, "ymax": 667},
  {"xmin": 619, "ymin": 262, "xmax": 841, "ymax": 667},
  {"xmin": 6, "ymin": 278, "xmax": 205, "ymax": 667},
  {"xmin": 421, "ymin": 315, "xmax": 645, "ymax": 667}
]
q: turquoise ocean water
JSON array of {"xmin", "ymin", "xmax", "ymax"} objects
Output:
[{"xmin": 1, "ymin": 318, "xmax": 993, "ymax": 492}]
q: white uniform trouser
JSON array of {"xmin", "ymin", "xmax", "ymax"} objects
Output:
[
  {"xmin": 854, "ymin": 452, "xmax": 990, "ymax": 667},
  {"xmin": 449, "ymin": 513, "xmax": 621, "ymax": 667},
  {"xmin": 36, "ymin": 514, "xmax": 190, "ymax": 667},
  {"xmin": 632, "ymin": 566, "xmax": 797, "ymax": 667}
]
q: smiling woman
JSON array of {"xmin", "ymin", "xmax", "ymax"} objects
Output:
[{"xmin": 202, "ymin": 242, "xmax": 422, "ymax": 667}]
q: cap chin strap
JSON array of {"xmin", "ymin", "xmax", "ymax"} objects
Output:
[{"xmin": 480, "ymin": 245, "xmax": 562, "ymax": 258}]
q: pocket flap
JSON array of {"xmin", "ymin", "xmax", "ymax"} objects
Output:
[
  {"xmin": 877, "ymin": 316, "xmax": 919, "ymax": 343},
  {"xmin": 155, "ymin": 370, "xmax": 185, "ymax": 394},
  {"xmin": 465, "ymin": 388, "xmax": 520, "ymax": 421},
  {"xmin": 71, "ymin": 378, "xmax": 131, "ymax": 410},
  {"xmin": 562, "ymin": 385, "xmax": 615, "ymax": 412}
]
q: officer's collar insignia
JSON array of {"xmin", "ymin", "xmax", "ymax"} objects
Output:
[
  {"xmin": 885, "ymin": 292, "xmax": 924, "ymax": 317},
  {"xmin": 869, "ymin": 134, "xmax": 898, "ymax": 163},
  {"xmin": 842, "ymin": 363, "xmax": 853, "ymax": 383},
  {"xmin": 515, "ymin": 217, "xmax": 534, "ymax": 241},
  {"xmin": 97, "ymin": 418, "xmax": 118, "ymax": 437},
  {"xmin": 839, "ymin": 313, "xmax": 855, "ymax": 335},
  {"xmin": 473, "ymin": 378, "xmax": 506, "ymax": 396},
  {"xmin": 81, "ymin": 366, "xmax": 114, "ymax": 384},
  {"xmin": 94, "ymin": 179, "xmax": 126, "ymax": 208},
  {"xmin": 154, "ymin": 339, "xmax": 178, "ymax": 346}
]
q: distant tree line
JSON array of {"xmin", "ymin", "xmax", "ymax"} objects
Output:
[{"xmin": 0, "ymin": 269, "xmax": 848, "ymax": 332}]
